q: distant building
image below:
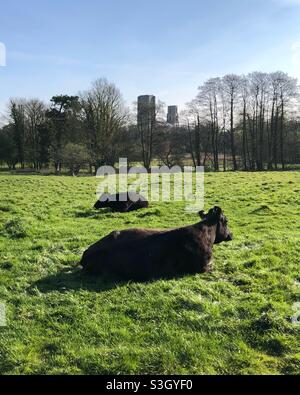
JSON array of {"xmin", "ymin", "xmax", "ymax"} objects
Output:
[
  {"xmin": 137, "ymin": 95, "xmax": 156, "ymax": 129},
  {"xmin": 167, "ymin": 105, "xmax": 179, "ymax": 126}
]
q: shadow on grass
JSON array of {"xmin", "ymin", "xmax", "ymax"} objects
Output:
[
  {"xmin": 33, "ymin": 268, "xmax": 127, "ymax": 293},
  {"xmin": 74, "ymin": 208, "xmax": 111, "ymax": 218},
  {"xmin": 33, "ymin": 267, "xmax": 187, "ymax": 294}
]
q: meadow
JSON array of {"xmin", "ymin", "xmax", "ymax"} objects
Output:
[{"xmin": 0, "ymin": 172, "xmax": 299, "ymax": 375}]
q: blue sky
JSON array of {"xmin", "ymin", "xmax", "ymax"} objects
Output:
[{"xmin": 1, "ymin": 0, "xmax": 300, "ymax": 117}]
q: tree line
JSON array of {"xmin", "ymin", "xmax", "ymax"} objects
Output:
[
  {"xmin": 185, "ymin": 71, "xmax": 299, "ymax": 171},
  {"xmin": 0, "ymin": 72, "xmax": 299, "ymax": 174}
]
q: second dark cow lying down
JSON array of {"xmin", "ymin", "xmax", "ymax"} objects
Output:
[
  {"xmin": 94, "ymin": 192, "xmax": 149, "ymax": 213},
  {"xmin": 81, "ymin": 207, "xmax": 233, "ymax": 281}
]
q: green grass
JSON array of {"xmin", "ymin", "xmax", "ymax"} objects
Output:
[{"xmin": 0, "ymin": 172, "xmax": 299, "ymax": 375}]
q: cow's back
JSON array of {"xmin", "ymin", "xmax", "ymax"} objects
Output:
[
  {"xmin": 81, "ymin": 228, "xmax": 164, "ymax": 276},
  {"xmin": 81, "ymin": 226, "xmax": 212, "ymax": 280}
]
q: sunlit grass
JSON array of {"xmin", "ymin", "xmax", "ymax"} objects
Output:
[{"xmin": 0, "ymin": 172, "xmax": 299, "ymax": 375}]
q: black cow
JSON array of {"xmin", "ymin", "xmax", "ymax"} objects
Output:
[
  {"xmin": 80, "ymin": 207, "xmax": 233, "ymax": 281},
  {"xmin": 94, "ymin": 192, "xmax": 149, "ymax": 213}
]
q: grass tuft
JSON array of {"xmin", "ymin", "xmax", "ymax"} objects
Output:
[{"xmin": 2, "ymin": 218, "xmax": 28, "ymax": 239}]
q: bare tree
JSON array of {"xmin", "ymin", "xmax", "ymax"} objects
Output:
[
  {"xmin": 197, "ymin": 78, "xmax": 221, "ymax": 170},
  {"xmin": 277, "ymin": 73, "xmax": 297, "ymax": 169},
  {"xmin": 136, "ymin": 98, "xmax": 165, "ymax": 170},
  {"xmin": 239, "ymin": 77, "xmax": 251, "ymax": 171},
  {"xmin": 8, "ymin": 98, "xmax": 46, "ymax": 170},
  {"xmin": 8, "ymin": 99, "xmax": 26, "ymax": 168},
  {"xmin": 222, "ymin": 74, "xmax": 241, "ymax": 171},
  {"xmin": 248, "ymin": 72, "xmax": 269, "ymax": 170},
  {"xmin": 184, "ymin": 100, "xmax": 210, "ymax": 168},
  {"xmin": 81, "ymin": 78, "xmax": 128, "ymax": 169},
  {"xmin": 219, "ymin": 86, "xmax": 230, "ymax": 171},
  {"xmin": 24, "ymin": 99, "xmax": 46, "ymax": 170}
]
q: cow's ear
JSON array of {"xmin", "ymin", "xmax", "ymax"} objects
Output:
[
  {"xmin": 213, "ymin": 207, "xmax": 222, "ymax": 218},
  {"xmin": 207, "ymin": 207, "xmax": 223, "ymax": 223},
  {"xmin": 199, "ymin": 210, "xmax": 206, "ymax": 220}
]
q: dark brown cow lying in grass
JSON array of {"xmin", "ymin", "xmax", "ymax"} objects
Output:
[
  {"xmin": 94, "ymin": 192, "xmax": 149, "ymax": 213},
  {"xmin": 81, "ymin": 207, "xmax": 233, "ymax": 281}
]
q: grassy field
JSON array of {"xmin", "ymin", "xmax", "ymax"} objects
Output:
[{"xmin": 0, "ymin": 172, "xmax": 299, "ymax": 375}]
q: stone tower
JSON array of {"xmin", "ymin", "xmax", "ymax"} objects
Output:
[{"xmin": 167, "ymin": 105, "xmax": 179, "ymax": 126}]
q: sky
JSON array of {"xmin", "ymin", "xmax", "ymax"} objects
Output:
[{"xmin": 1, "ymin": 0, "xmax": 300, "ymax": 120}]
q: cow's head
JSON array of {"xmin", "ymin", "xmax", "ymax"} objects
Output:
[
  {"xmin": 94, "ymin": 200, "xmax": 106, "ymax": 209},
  {"xmin": 94, "ymin": 193, "xmax": 110, "ymax": 209},
  {"xmin": 199, "ymin": 207, "xmax": 233, "ymax": 244}
]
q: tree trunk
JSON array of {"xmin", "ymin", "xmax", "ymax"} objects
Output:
[
  {"xmin": 230, "ymin": 98, "xmax": 237, "ymax": 171},
  {"xmin": 242, "ymin": 101, "xmax": 248, "ymax": 171},
  {"xmin": 280, "ymin": 99, "xmax": 285, "ymax": 170}
]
